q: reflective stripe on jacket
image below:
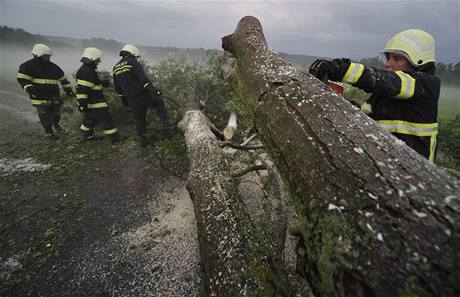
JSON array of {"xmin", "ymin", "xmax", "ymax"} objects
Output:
[
  {"xmin": 113, "ymin": 56, "xmax": 152, "ymax": 98},
  {"xmin": 75, "ymin": 63, "xmax": 108, "ymax": 109},
  {"xmin": 17, "ymin": 57, "xmax": 71, "ymax": 103},
  {"xmin": 340, "ymin": 63, "xmax": 440, "ymax": 161}
]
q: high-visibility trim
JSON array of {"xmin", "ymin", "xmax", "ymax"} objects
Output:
[
  {"xmin": 24, "ymin": 84, "xmax": 33, "ymax": 90},
  {"xmin": 88, "ymin": 102, "xmax": 108, "ymax": 108},
  {"xmin": 31, "ymin": 99, "xmax": 50, "ymax": 105},
  {"xmin": 80, "ymin": 124, "xmax": 91, "ymax": 131},
  {"xmin": 342, "ymin": 63, "xmax": 364, "ymax": 84},
  {"xmin": 76, "ymin": 94, "xmax": 88, "ymax": 99},
  {"xmin": 377, "ymin": 120, "xmax": 438, "ymax": 137},
  {"xmin": 92, "ymin": 85, "xmax": 103, "ymax": 91},
  {"xmin": 113, "ymin": 65, "xmax": 132, "ymax": 73},
  {"xmin": 77, "ymin": 79, "xmax": 95, "ymax": 87},
  {"xmin": 429, "ymin": 134, "xmax": 437, "ymax": 162},
  {"xmin": 394, "ymin": 71, "xmax": 416, "ymax": 99},
  {"xmin": 32, "ymin": 78, "xmax": 59, "ymax": 84},
  {"xmin": 104, "ymin": 128, "xmax": 118, "ymax": 135},
  {"xmin": 17, "ymin": 72, "xmax": 33, "ymax": 81},
  {"xmin": 379, "ymin": 119, "xmax": 438, "ymax": 162},
  {"xmin": 143, "ymin": 82, "xmax": 150, "ymax": 88}
]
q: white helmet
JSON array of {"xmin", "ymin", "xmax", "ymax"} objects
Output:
[
  {"xmin": 382, "ymin": 29, "xmax": 435, "ymax": 66},
  {"xmin": 32, "ymin": 43, "xmax": 52, "ymax": 57},
  {"xmin": 82, "ymin": 47, "xmax": 103, "ymax": 61},
  {"xmin": 121, "ymin": 44, "xmax": 140, "ymax": 57}
]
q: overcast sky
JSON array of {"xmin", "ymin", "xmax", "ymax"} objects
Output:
[{"xmin": 1, "ymin": 0, "xmax": 459, "ymax": 63}]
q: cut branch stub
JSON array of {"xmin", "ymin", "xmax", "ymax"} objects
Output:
[
  {"xmin": 223, "ymin": 112, "xmax": 238, "ymax": 140},
  {"xmin": 222, "ymin": 15, "xmax": 460, "ymax": 297}
]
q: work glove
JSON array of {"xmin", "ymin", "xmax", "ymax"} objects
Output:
[
  {"xmin": 65, "ymin": 88, "xmax": 76, "ymax": 98},
  {"xmin": 120, "ymin": 95, "xmax": 129, "ymax": 107},
  {"xmin": 309, "ymin": 58, "xmax": 351, "ymax": 82},
  {"xmin": 77, "ymin": 100, "xmax": 88, "ymax": 112},
  {"xmin": 25, "ymin": 85, "xmax": 38, "ymax": 98},
  {"xmin": 309, "ymin": 59, "xmax": 332, "ymax": 81},
  {"xmin": 145, "ymin": 83, "xmax": 162, "ymax": 97},
  {"xmin": 101, "ymin": 79, "xmax": 111, "ymax": 88}
]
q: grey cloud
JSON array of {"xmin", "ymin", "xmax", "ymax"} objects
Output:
[{"xmin": 2, "ymin": 0, "xmax": 459, "ymax": 62}]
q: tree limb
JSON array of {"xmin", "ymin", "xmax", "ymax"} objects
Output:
[
  {"xmin": 220, "ymin": 141, "xmax": 264, "ymax": 150},
  {"xmin": 222, "ymin": 15, "xmax": 460, "ymax": 297},
  {"xmin": 232, "ymin": 164, "xmax": 269, "ymax": 178}
]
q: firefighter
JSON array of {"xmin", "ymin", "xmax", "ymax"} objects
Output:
[
  {"xmin": 76, "ymin": 47, "xmax": 123, "ymax": 143},
  {"xmin": 113, "ymin": 44, "xmax": 172, "ymax": 147},
  {"xmin": 309, "ymin": 29, "xmax": 440, "ymax": 161},
  {"xmin": 17, "ymin": 43, "xmax": 75, "ymax": 139}
]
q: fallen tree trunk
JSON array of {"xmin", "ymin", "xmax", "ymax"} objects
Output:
[
  {"xmin": 222, "ymin": 16, "xmax": 460, "ymax": 297},
  {"xmin": 179, "ymin": 87, "xmax": 297, "ymax": 297}
]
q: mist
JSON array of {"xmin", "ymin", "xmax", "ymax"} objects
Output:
[{"xmin": 1, "ymin": 43, "xmax": 136, "ymax": 86}]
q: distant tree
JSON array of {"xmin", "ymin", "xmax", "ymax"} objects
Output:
[
  {"xmin": 358, "ymin": 56, "xmax": 384, "ymax": 68},
  {"xmin": 0, "ymin": 25, "xmax": 48, "ymax": 46},
  {"xmin": 81, "ymin": 37, "xmax": 122, "ymax": 51}
]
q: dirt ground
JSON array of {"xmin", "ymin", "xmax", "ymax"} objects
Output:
[{"xmin": 0, "ymin": 86, "xmax": 200, "ymax": 296}]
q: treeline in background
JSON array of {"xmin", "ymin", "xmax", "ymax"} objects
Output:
[{"xmin": 1, "ymin": 25, "xmax": 459, "ymax": 174}]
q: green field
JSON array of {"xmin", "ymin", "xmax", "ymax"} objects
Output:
[{"xmin": 439, "ymin": 83, "xmax": 460, "ymax": 120}]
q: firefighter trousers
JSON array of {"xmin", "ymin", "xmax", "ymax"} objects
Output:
[
  {"xmin": 128, "ymin": 93, "xmax": 170, "ymax": 136},
  {"xmin": 393, "ymin": 132, "xmax": 437, "ymax": 161},
  {"xmin": 80, "ymin": 108, "xmax": 118, "ymax": 137},
  {"xmin": 36, "ymin": 104, "xmax": 61, "ymax": 134}
]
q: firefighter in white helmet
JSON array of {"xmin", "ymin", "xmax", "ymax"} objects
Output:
[
  {"xmin": 75, "ymin": 47, "xmax": 123, "ymax": 143},
  {"xmin": 112, "ymin": 44, "xmax": 172, "ymax": 147},
  {"xmin": 309, "ymin": 29, "xmax": 440, "ymax": 161},
  {"xmin": 17, "ymin": 43, "xmax": 75, "ymax": 139}
]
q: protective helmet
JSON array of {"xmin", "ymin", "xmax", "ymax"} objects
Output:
[
  {"xmin": 82, "ymin": 47, "xmax": 103, "ymax": 61},
  {"xmin": 32, "ymin": 43, "xmax": 52, "ymax": 57},
  {"xmin": 382, "ymin": 29, "xmax": 435, "ymax": 66},
  {"xmin": 120, "ymin": 44, "xmax": 140, "ymax": 57}
]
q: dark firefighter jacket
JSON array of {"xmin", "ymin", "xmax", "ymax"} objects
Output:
[
  {"xmin": 76, "ymin": 62, "xmax": 109, "ymax": 109},
  {"xmin": 112, "ymin": 56, "xmax": 153, "ymax": 99},
  {"xmin": 339, "ymin": 62, "xmax": 440, "ymax": 161},
  {"xmin": 17, "ymin": 57, "xmax": 72, "ymax": 106}
]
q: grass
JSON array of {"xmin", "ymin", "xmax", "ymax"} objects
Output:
[{"xmin": 438, "ymin": 84, "xmax": 460, "ymax": 120}]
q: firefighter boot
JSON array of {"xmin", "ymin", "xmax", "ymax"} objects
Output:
[
  {"xmin": 53, "ymin": 124, "xmax": 65, "ymax": 134},
  {"xmin": 82, "ymin": 134, "xmax": 103, "ymax": 141}
]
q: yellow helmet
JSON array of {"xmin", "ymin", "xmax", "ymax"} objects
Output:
[
  {"xmin": 382, "ymin": 29, "xmax": 435, "ymax": 66},
  {"xmin": 121, "ymin": 44, "xmax": 140, "ymax": 57},
  {"xmin": 82, "ymin": 47, "xmax": 103, "ymax": 61},
  {"xmin": 32, "ymin": 43, "xmax": 52, "ymax": 57}
]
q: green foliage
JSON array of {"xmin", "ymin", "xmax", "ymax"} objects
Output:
[
  {"xmin": 145, "ymin": 54, "xmax": 252, "ymax": 136},
  {"xmin": 437, "ymin": 115, "xmax": 460, "ymax": 171},
  {"xmin": 343, "ymin": 85, "xmax": 370, "ymax": 106},
  {"xmin": 157, "ymin": 134, "xmax": 189, "ymax": 177}
]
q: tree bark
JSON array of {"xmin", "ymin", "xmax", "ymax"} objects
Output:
[
  {"xmin": 179, "ymin": 87, "xmax": 296, "ymax": 297},
  {"xmin": 222, "ymin": 16, "xmax": 460, "ymax": 297}
]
